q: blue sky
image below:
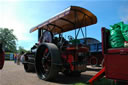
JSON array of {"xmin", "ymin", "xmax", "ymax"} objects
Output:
[{"xmin": 0, "ymin": 0, "xmax": 128, "ymax": 50}]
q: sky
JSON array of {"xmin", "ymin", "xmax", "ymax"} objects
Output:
[{"xmin": 0, "ymin": 0, "xmax": 128, "ymax": 50}]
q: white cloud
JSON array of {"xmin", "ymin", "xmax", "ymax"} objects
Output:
[
  {"xmin": 121, "ymin": 16, "xmax": 128, "ymax": 23},
  {"xmin": 0, "ymin": 2, "xmax": 38, "ymax": 50},
  {"xmin": 0, "ymin": 3, "xmax": 34, "ymax": 41},
  {"xmin": 0, "ymin": 14, "xmax": 32, "ymax": 41},
  {"xmin": 0, "ymin": 16, "xmax": 35, "ymax": 50},
  {"xmin": 119, "ymin": 5, "xmax": 128, "ymax": 23}
]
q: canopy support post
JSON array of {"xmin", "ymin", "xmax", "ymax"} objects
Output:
[{"xmin": 85, "ymin": 27, "xmax": 87, "ymax": 45}]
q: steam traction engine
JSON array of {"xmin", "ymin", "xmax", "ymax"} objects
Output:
[{"xmin": 23, "ymin": 6, "xmax": 97, "ymax": 81}]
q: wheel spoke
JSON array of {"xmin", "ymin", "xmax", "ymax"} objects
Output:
[
  {"xmin": 40, "ymin": 48, "xmax": 52, "ymax": 76},
  {"xmin": 35, "ymin": 43, "xmax": 59, "ymax": 80}
]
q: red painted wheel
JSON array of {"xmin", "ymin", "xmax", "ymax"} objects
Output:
[
  {"xmin": 41, "ymin": 48, "xmax": 51, "ymax": 76},
  {"xmin": 35, "ymin": 43, "xmax": 61, "ymax": 81},
  {"xmin": 90, "ymin": 56, "xmax": 98, "ymax": 67},
  {"xmin": 0, "ymin": 51, "xmax": 4, "ymax": 69}
]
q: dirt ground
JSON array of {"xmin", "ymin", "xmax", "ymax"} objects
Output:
[{"xmin": 0, "ymin": 61, "xmax": 101, "ymax": 85}]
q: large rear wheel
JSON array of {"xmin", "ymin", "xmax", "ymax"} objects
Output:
[{"xmin": 35, "ymin": 43, "xmax": 61, "ymax": 81}]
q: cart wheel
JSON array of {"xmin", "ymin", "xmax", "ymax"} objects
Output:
[
  {"xmin": 90, "ymin": 56, "xmax": 98, "ymax": 67},
  {"xmin": 35, "ymin": 43, "xmax": 60, "ymax": 81},
  {"xmin": 24, "ymin": 63, "xmax": 35, "ymax": 72}
]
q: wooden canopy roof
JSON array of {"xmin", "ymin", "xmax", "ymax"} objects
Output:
[{"xmin": 30, "ymin": 6, "xmax": 97, "ymax": 34}]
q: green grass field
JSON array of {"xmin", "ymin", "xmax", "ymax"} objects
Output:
[{"xmin": 73, "ymin": 78, "xmax": 115, "ymax": 85}]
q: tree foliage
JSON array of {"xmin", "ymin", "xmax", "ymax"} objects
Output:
[
  {"xmin": 17, "ymin": 46, "xmax": 28, "ymax": 54},
  {"xmin": 0, "ymin": 28, "xmax": 17, "ymax": 52}
]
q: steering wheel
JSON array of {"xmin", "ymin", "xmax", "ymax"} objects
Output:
[{"xmin": 42, "ymin": 31, "xmax": 53, "ymax": 43}]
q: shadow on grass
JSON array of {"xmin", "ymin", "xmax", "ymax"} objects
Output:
[
  {"xmin": 26, "ymin": 66, "xmax": 102, "ymax": 85},
  {"xmin": 49, "ymin": 67, "xmax": 102, "ymax": 84},
  {"xmin": 52, "ymin": 73, "xmax": 93, "ymax": 85},
  {"xmin": 87, "ymin": 67, "xmax": 102, "ymax": 72}
]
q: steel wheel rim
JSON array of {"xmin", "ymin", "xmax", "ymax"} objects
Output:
[{"xmin": 40, "ymin": 48, "xmax": 51, "ymax": 79}]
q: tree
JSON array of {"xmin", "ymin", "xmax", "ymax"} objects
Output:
[
  {"xmin": 0, "ymin": 28, "xmax": 17, "ymax": 52},
  {"xmin": 17, "ymin": 46, "xmax": 28, "ymax": 54}
]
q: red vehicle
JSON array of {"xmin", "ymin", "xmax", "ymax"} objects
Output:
[
  {"xmin": 102, "ymin": 27, "xmax": 128, "ymax": 83},
  {"xmin": 77, "ymin": 38, "xmax": 103, "ymax": 67},
  {"xmin": 88, "ymin": 27, "xmax": 128, "ymax": 85},
  {"xmin": 23, "ymin": 6, "xmax": 97, "ymax": 81},
  {"xmin": 0, "ymin": 43, "xmax": 5, "ymax": 70},
  {"xmin": 87, "ymin": 42, "xmax": 103, "ymax": 67}
]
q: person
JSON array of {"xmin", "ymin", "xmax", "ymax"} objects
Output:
[
  {"xmin": 14, "ymin": 53, "xmax": 17, "ymax": 63},
  {"xmin": 17, "ymin": 53, "xmax": 21, "ymax": 65},
  {"xmin": 20, "ymin": 52, "xmax": 25, "ymax": 64}
]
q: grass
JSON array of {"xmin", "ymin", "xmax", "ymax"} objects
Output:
[{"xmin": 72, "ymin": 78, "xmax": 115, "ymax": 85}]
